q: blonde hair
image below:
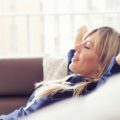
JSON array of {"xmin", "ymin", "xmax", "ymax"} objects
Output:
[
  {"xmin": 35, "ymin": 26, "xmax": 120, "ymax": 101},
  {"xmin": 84, "ymin": 27, "xmax": 120, "ymax": 78}
]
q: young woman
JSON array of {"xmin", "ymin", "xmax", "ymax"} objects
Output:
[{"xmin": 0, "ymin": 26, "xmax": 120, "ymax": 120}]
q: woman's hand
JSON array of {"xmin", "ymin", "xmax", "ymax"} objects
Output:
[
  {"xmin": 74, "ymin": 25, "xmax": 89, "ymax": 46},
  {"xmin": 116, "ymin": 53, "xmax": 120, "ymax": 65}
]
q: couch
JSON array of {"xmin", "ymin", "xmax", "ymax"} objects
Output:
[
  {"xmin": 0, "ymin": 58, "xmax": 43, "ymax": 114},
  {"xmin": 24, "ymin": 74, "xmax": 120, "ymax": 120}
]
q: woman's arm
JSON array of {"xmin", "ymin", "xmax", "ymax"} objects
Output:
[
  {"xmin": 74, "ymin": 25, "xmax": 88, "ymax": 46},
  {"xmin": 97, "ymin": 54, "xmax": 120, "ymax": 87},
  {"xmin": 67, "ymin": 49, "xmax": 75, "ymax": 75},
  {"xmin": 110, "ymin": 53, "xmax": 120, "ymax": 75}
]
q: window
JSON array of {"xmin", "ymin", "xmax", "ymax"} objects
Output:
[{"xmin": 0, "ymin": 0, "xmax": 120, "ymax": 57}]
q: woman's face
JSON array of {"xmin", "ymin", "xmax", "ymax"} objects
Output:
[{"xmin": 69, "ymin": 32, "xmax": 102, "ymax": 78}]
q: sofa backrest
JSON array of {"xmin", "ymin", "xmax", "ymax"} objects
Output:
[{"xmin": 0, "ymin": 58, "xmax": 43, "ymax": 96}]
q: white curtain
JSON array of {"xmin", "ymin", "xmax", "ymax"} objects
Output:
[{"xmin": 0, "ymin": 0, "xmax": 120, "ymax": 57}]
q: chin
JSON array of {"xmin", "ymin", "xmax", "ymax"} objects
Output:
[
  {"xmin": 69, "ymin": 64, "xmax": 79, "ymax": 74},
  {"xmin": 69, "ymin": 63, "xmax": 85, "ymax": 75}
]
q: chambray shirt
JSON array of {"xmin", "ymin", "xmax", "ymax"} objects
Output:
[{"xmin": 0, "ymin": 49, "xmax": 120, "ymax": 120}]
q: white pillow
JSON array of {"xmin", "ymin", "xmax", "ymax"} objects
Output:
[{"xmin": 43, "ymin": 55, "xmax": 67, "ymax": 81}]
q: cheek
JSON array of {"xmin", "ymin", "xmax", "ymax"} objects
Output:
[
  {"xmin": 70, "ymin": 54, "xmax": 99, "ymax": 74},
  {"xmin": 82, "ymin": 56, "xmax": 100, "ymax": 74},
  {"xmin": 82, "ymin": 55, "xmax": 98, "ymax": 68}
]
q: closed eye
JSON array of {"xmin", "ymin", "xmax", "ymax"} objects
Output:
[{"xmin": 83, "ymin": 41, "xmax": 93, "ymax": 49}]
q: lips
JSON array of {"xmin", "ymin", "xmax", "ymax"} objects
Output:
[{"xmin": 72, "ymin": 55, "xmax": 79, "ymax": 62}]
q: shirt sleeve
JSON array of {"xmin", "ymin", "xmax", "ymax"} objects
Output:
[
  {"xmin": 110, "ymin": 58, "xmax": 120, "ymax": 75},
  {"xmin": 0, "ymin": 87, "xmax": 71, "ymax": 120},
  {"xmin": 0, "ymin": 90, "xmax": 36, "ymax": 120},
  {"xmin": 67, "ymin": 49, "xmax": 75, "ymax": 75},
  {"xmin": 97, "ymin": 57, "xmax": 120, "ymax": 87},
  {"xmin": 103, "ymin": 57, "xmax": 120, "ymax": 77}
]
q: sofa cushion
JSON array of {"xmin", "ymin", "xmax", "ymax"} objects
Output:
[
  {"xmin": 0, "ymin": 58, "xmax": 43, "ymax": 96},
  {"xmin": 43, "ymin": 55, "xmax": 67, "ymax": 81}
]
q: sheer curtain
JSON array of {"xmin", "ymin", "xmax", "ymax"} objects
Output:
[{"xmin": 0, "ymin": 0, "xmax": 120, "ymax": 57}]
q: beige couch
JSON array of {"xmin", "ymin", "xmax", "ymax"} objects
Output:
[{"xmin": 0, "ymin": 58, "xmax": 43, "ymax": 114}]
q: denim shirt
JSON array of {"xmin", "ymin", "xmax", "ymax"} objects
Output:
[{"xmin": 0, "ymin": 49, "xmax": 120, "ymax": 120}]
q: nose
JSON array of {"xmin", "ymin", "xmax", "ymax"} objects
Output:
[{"xmin": 75, "ymin": 43, "xmax": 82, "ymax": 53}]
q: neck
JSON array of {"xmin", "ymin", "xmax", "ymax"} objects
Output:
[{"xmin": 86, "ymin": 73, "xmax": 100, "ymax": 82}]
